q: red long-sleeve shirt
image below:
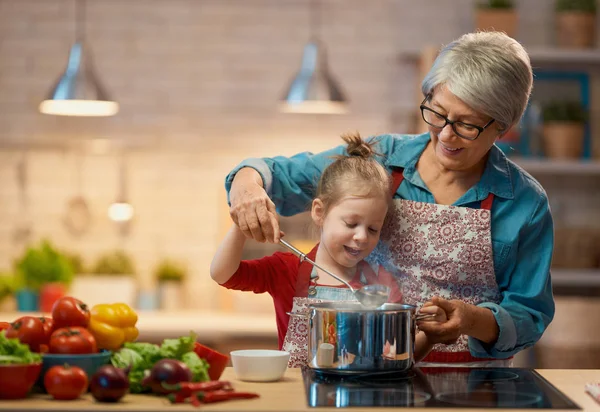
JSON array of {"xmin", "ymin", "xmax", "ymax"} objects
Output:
[{"xmin": 221, "ymin": 252, "xmax": 301, "ymax": 349}]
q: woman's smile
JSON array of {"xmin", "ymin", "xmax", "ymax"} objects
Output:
[{"xmin": 438, "ymin": 140, "xmax": 465, "ymax": 156}]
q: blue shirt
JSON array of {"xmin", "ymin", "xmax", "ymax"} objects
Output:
[{"xmin": 225, "ymin": 132, "xmax": 555, "ymax": 359}]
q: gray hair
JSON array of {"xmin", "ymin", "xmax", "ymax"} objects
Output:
[{"xmin": 421, "ymin": 32, "xmax": 533, "ymax": 131}]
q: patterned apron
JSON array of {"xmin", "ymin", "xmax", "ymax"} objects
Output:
[
  {"xmin": 370, "ymin": 168, "xmax": 509, "ymax": 367},
  {"xmin": 281, "ymin": 245, "xmax": 373, "ymax": 368}
]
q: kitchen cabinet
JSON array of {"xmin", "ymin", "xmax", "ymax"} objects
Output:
[{"xmin": 0, "ymin": 368, "xmax": 599, "ymax": 411}]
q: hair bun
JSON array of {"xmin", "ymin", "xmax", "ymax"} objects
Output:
[{"xmin": 341, "ymin": 132, "xmax": 373, "ymax": 159}]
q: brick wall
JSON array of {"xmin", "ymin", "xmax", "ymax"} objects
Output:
[{"xmin": 0, "ymin": 0, "xmax": 598, "ymax": 312}]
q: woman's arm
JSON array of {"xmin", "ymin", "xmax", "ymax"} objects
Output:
[
  {"xmin": 475, "ymin": 195, "xmax": 555, "ymax": 356},
  {"xmin": 225, "ymin": 136, "xmax": 396, "ymax": 242},
  {"xmin": 229, "ymin": 167, "xmax": 280, "ymax": 243},
  {"xmin": 210, "ymin": 225, "xmax": 248, "ymax": 284}
]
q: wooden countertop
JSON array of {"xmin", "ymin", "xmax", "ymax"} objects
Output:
[
  {"xmin": 0, "ymin": 311, "xmax": 278, "ymax": 342},
  {"xmin": 0, "ymin": 368, "xmax": 599, "ymax": 411}
]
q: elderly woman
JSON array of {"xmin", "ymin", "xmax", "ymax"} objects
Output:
[{"xmin": 224, "ymin": 32, "xmax": 555, "ymax": 366}]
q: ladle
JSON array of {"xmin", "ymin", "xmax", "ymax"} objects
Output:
[{"xmin": 279, "ymin": 239, "xmax": 390, "ymax": 309}]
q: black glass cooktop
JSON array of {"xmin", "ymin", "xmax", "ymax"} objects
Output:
[{"xmin": 302, "ymin": 367, "xmax": 581, "ymax": 409}]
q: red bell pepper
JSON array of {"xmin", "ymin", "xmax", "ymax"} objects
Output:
[{"xmin": 193, "ymin": 342, "xmax": 229, "ymax": 381}]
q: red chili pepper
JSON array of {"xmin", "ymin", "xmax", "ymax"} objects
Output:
[
  {"xmin": 162, "ymin": 380, "xmax": 232, "ymax": 396},
  {"xmin": 196, "ymin": 390, "xmax": 260, "ymax": 404},
  {"xmin": 190, "ymin": 392, "xmax": 202, "ymax": 407},
  {"xmin": 167, "ymin": 392, "xmax": 189, "ymax": 404}
]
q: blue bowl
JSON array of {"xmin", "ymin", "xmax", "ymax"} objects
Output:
[{"xmin": 40, "ymin": 351, "xmax": 112, "ymax": 383}]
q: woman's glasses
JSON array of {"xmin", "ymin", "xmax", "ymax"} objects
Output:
[{"xmin": 419, "ymin": 96, "xmax": 495, "ymax": 141}]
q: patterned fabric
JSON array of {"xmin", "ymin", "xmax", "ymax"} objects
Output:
[
  {"xmin": 282, "ymin": 297, "xmax": 322, "ymax": 368},
  {"xmin": 370, "ymin": 171, "xmax": 501, "ymax": 360},
  {"xmin": 282, "ymin": 288, "xmax": 354, "ymax": 368}
]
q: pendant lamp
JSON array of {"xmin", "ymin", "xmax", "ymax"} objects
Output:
[
  {"xmin": 108, "ymin": 152, "xmax": 133, "ymax": 224},
  {"xmin": 280, "ymin": 0, "xmax": 348, "ymax": 114},
  {"xmin": 39, "ymin": 0, "xmax": 118, "ymax": 117}
]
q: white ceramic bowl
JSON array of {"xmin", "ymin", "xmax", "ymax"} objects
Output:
[{"xmin": 230, "ymin": 349, "xmax": 290, "ymax": 382}]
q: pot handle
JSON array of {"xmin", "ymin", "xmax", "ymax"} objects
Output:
[
  {"xmin": 286, "ymin": 311, "xmax": 310, "ymax": 318},
  {"xmin": 415, "ymin": 313, "xmax": 437, "ymax": 322}
]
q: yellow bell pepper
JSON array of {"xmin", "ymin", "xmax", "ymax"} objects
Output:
[{"xmin": 88, "ymin": 303, "xmax": 139, "ymax": 351}]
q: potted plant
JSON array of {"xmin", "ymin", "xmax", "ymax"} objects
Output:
[
  {"xmin": 0, "ymin": 272, "xmax": 17, "ymax": 312},
  {"xmin": 475, "ymin": 0, "xmax": 518, "ymax": 38},
  {"xmin": 555, "ymin": 0, "xmax": 597, "ymax": 48},
  {"xmin": 13, "ymin": 239, "xmax": 74, "ymax": 312},
  {"xmin": 69, "ymin": 250, "xmax": 137, "ymax": 307},
  {"xmin": 542, "ymin": 100, "xmax": 588, "ymax": 159},
  {"xmin": 154, "ymin": 259, "xmax": 187, "ymax": 310}
]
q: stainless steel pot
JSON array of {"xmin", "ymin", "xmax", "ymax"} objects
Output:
[{"xmin": 305, "ymin": 301, "xmax": 420, "ymax": 373}]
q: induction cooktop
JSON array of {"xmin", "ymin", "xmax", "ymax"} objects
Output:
[{"xmin": 302, "ymin": 367, "xmax": 581, "ymax": 409}]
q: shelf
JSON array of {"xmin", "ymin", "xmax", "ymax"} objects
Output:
[
  {"xmin": 551, "ymin": 269, "xmax": 600, "ymax": 287},
  {"xmin": 399, "ymin": 47, "xmax": 600, "ymax": 66},
  {"xmin": 527, "ymin": 48, "xmax": 600, "ymax": 65},
  {"xmin": 509, "ymin": 157, "xmax": 600, "ymax": 175}
]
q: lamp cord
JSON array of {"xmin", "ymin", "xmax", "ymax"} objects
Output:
[
  {"xmin": 75, "ymin": 0, "xmax": 86, "ymax": 43},
  {"xmin": 309, "ymin": 0, "xmax": 320, "ymax": 43}
]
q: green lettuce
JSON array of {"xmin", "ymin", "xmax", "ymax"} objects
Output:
[
  {"xmin": 181, "ymin": 351, "xmax": 210, "ymax": 382},
  {"xmin": 110, "ymin": 332, "xmax": 209, "ymax": 394},
  {"xmin": 0, "ymin": 331, "xmax": 42, "ymax": 364}
]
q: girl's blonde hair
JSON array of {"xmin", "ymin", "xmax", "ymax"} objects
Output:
[{"xmin": 316, "ymin": 133, "xmax": 391, "ymax": 215}]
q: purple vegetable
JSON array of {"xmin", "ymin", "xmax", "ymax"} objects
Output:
[
  {"xmin": 141, "ymin": 359, "xmax": 192, "ymax": 395},
  {"xmin": 90, "ymin": 365, "xmax": 130, "ymax": 403}
]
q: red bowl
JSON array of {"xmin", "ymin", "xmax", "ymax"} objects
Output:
[
  {"xmin": 194, "ymin": 342, "xmax": 229, "ymax": 381},
  {"xmin": 0, "ymin": 363, "xmax": 42, "ymax": 399}
]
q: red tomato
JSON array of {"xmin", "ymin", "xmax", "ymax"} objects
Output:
[
  {"xmin": 44, "ymin": 364, "xmax": 88, "ymax": 400},
  {"xmin": 0, "ymin": 322, "xmax": 10, "ymax": 332},
  {"xmin": 5, "ymin": 316, "xmax": 46, "ymax": 352},
  {"xmin": 38, "ymin": 316, "xmax": 54, "ymax": 345},
  {"xmin": 49, "ymin": 327, "xmax": 97, "ymax": 354},
  {"xmin": 193, "ymin": 342, "xmax": 229, "ymax": 381},
  {"xmin": 51, "ymin": 297, "xmax": 90, "ymax": 329}
]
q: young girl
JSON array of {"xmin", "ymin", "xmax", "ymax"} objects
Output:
[{"xmin": 211, "ymin": 133, "xmax": 445, "ymax": 367}]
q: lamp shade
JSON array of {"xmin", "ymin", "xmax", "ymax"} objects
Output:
[
  {"xmin": 39, "ymin": 42, "xmax": 118, "ymax": 117},
  {"xmin": 280, "ymin": 41, "xmax": 348, "ymax": 114}
]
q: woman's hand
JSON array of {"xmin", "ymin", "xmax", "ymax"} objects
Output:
[
  {"xmin": 417, "ymin": 296, "xmax": 499, "ymax": 345},
  {"xmin": 229, "ymin": 168, "xmax": 281, "ymax": 243},
  {"xmin": 416, "ymin": 296, "xmax": 464, "ymax": 345}
]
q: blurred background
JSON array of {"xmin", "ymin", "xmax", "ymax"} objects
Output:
[{"xmin": 0, "ymin": 0, "xmax": 599, "ymax": 368}]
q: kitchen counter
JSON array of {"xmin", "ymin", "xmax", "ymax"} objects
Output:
[
  {"xmin": 0, "ymin": 311, "xmax": 278, "ymax": 342},
  {"xmin": 0, "ymin": 368, "xmax": 599, "ymax": 411}
]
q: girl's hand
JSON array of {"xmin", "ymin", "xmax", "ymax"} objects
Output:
[
  {"xmin": 416, "ymin": 296, "xmax": 464, "ymax": 345},
  {"xmin": 229, "ymin": 168, "xmax": 280, "ymax": 243},
  {"xmin": 418, "ymin": 301, "xmax": 447, "ymax": 323}
]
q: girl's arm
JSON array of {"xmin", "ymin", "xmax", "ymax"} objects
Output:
[
  {"xmin": 210, "ymin": 225, "xmax": 247, "ymax": 284},
  {"xmin": 414, "ymin": 331, "xmax": 435, "ymax": 363}
]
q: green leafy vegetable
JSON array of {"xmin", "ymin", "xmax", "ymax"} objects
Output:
[
  {"xmin": 181, "ymin": 351, "xmax": 210, "ymax": 382},
  {"xmin": 110, "ymin": 332, "xmax": 208, "ymax": 394},
  {"xmin": 158, "ymin": 332, "xmax": 196, "ymax": 360},
  {"xmin": 0, "ymin": 331, "xmax": 42, "ymax": 364}
]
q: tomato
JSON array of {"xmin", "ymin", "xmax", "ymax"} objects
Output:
[
  {"xmin": 0, "ymin": 322, "xmax": 10, "ymax": 332},
  {"xmin": 44, "ymin": 364, "xmax": 88, "ymax": 400},
  {"xmin": 49, "ymin": 327, "xmax": 97, "ymax": 354},
  {"xmin": 51, "ymin": 296, "xmax": 90, "ymax": 329},
  {"xmin": 5, "ymin": 316, "xmax": 46, "ymax": 352},
  {"xmin": 38, "ymin": 316, "xmax": 54, "ymax": 345}
]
